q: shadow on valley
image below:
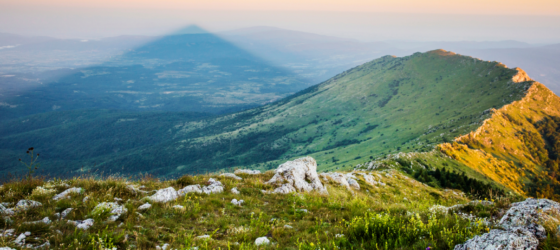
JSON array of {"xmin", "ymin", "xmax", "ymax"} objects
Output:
[{"xmin": 0, "ymin": 25, "xmax": 309, "ymax": 120}]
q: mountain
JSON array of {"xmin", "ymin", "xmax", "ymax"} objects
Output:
[
  {"xmin": 0, "ymin": 27, "xmax": 310, "ymax": 120},
  {"xmin": 3, "ymin": 49, "xmax": 552, "ymax": 187}
]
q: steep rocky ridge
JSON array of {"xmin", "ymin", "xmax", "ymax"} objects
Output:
[{"xmin": 438, "ymin": 71, "xmax": 560, "ymax": 196}]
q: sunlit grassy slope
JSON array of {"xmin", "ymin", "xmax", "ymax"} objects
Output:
[
  {"xmin": 438, "ymin": 80, "xmax": 560, "ymax": 196},
  {"xmin": 0, "ymin": 50, "xmax": 531, "ymax": 177}
]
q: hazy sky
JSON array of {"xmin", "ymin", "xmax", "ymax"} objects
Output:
[{"xmin": 1, "ymin": 0, "xmax": 560, "ymax": 42}]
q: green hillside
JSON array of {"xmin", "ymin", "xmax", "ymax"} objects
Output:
[{"xmin": 0, "ymin": 50, "xmax": 531, "ymax": 178}]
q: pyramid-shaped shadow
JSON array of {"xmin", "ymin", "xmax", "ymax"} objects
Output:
[{"xmin": 0, "ymin": 25, "xmax": 309, "ymax": 120}]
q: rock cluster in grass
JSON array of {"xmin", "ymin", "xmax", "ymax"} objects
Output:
[
  {"xmin": 265, "ymin": 156, "xmax": 327, "ymax": 194},
  {"xmin": 455, "ymin": 198, "xmax": 560, "ymax": 250}
]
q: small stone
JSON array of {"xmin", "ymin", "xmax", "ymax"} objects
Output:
[
  {"xmin": 231, "ymin": 199, "xmax": 244, "ymax": 206},
  {"xmin": 284, "ymin": 225, "xmax": 293, "ymax": 229},
  {"xmin": 61, "ymin": 208, "xmax": 73, "ymax": 219},
  {"xmin": 231, "ymin": 187, "xmax": 240, "ymax": 194},
  {"xmin": 14, "ymin": 233, "xmax": 26, "ymax": 244},
  {"xmin": 138, "ymin": 203, "xmax": 152, "ymax": 211},
  {"xmin": 202, "ymin": 178, "xmax": 224, "ymax": 194},
  {"xmin": 15, "ymin": 200, "xmax": 42, "ymax": 211},
  {"xmin": 220, "ymin": 173, "xmax": 242, "ymax": 180},
  {"xmin": 234, "ymin": 169, "xmax": 261, "ymax": 175},
  {"xmin": 92, "ymin": 202, "xmax": 127, "ymax": 222},
  {"xmin": 335, "ymin": 234, "xmax": 344, "ymax": 238},
  {"xmin": 195, "ymin": 235, "xmax": 211, "ymax": 240},
  {"xmin": 255, "ymin": 236, "xmax": 270, "ymax": 246},
  {"xmin": 52, "ymin": 187, "xmax": 82, "ymax": 201},
  {"xmin": 173, "ymin": 205, "xmax": 185, "ymax": 210}
]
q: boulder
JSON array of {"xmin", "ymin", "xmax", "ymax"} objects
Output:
[
  {"xmin": 148, "ymin": 187, "xmax": 179, "ymax": 203},
  {"xmin": 455, "ymin": 198, "xmax": 560, "ymax": 249},
  {"xmin": 454, "ymin": 227, "xmax": 538, "ymax": 250},
  {"xmin": 92, "ymin": 202, "xmax": 127, "ymax": 222},
  {"xmin": 178, "ymin": 185, "xmax": 202, "ymax": 196},
  {"xmin": 498, "ymin": 198, "xmax": 560, "ymax": 239},
  {"xmin": 220, "ymin": 173, "xmax": 242, "ymax": 180},
  {"xmin": 266, "ymin": 157, "xmax": 327, "ymax": 194},
  {"xmin": 202, "ymin": 178, "xmax": 224, "ymax": 194},
  {"xmin": 52, "ymin": 187, "xmax": 82, "ymax": 201},
  {"xmin": 234, "ymin": 169, "xmax": 261, "ymax": 175}
]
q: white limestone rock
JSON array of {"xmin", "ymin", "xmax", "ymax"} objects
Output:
[
  {"xmin": 231, "ymin": 199, "xmax": 244, "ymax": 206},
  {"xmin": 0, "ymin": 204, "xmax": 14, "ymax": 216},
  {"xmin": 255, "ymin": 236, "xmax": 270, "ymax": 246},
  {"xmin": 231, "ymin": 187, "xmax": 240, "ymax": 194},
  {"xmin": 15, "ymin": 200, "xmax": 42, "ymax": 211},
  {"xmin": 24, "ymin": 217, "xmax": 51, "ymax": 225},
  {"xmin": 320, "ymin": 172, "xmax": 350, "ymax": 189},
  {"xmin": 61, "ymin": 208, "xmax": 73, "ymax": 219},
  {"xmin": 195, "ymin": 235, "xmax": 211, "ymax": 240},
  {"xmin": 148, "ymin": 187, "xmax": 179, "ymax": 203},
  {"xmin": 14, "ymin": 233, "xmax": 26, "ymax": 244},
  {"xmin": 92, "ymin": 202, "xmax": 127, "ymax": 222},
  {"xmin": 173, "ymin": 205, "xmax": 185, "ymax": 210},
  {"xmin": 202, "ymin": 178, "xmax": 224, "ymax": 194},
  {"xmin": 156, "ymin": 243, "xmax": 171, "ymax": 250},
  {"xmin": 52, "ymin": 187, "xmax": 82, "ymax": 201},
  {"xmin": 68, "ymin": 219, "xmax": 95, "ymax": 230},
  {"xmin": 266, "ymin": 156, "xmax": 327, "ymax": 194},
  {"xmin": 138, "ymin": 203, "xmax": 152, "ymax": 211},
  {"xmin": 220, "ymin": 173, "xmax": 242, "ymax": 180},
  {"xmin": 126, "ymin": 185, "xmax": 149, "ymax": 194},
  {"xmin": 0, "ymin": 229, "xmax": 15, "ymax": 237},
  {"xmin": 234, "ymin": 169, "xmax": 261, "ymax": 175},
  {"xmin": 454, "ymin": 227, "xmax": 538, "ymax": 250},
  {"xmin": 456, "ymin": 198, "xmax": 560, "ymax": 250},
  {"xmin": 178, "ymin": 185, "xmax": 202, "ymax": 196},
  {"xmin": 0, "ymin": 247, "xmax": 16, "ymax": 250}
]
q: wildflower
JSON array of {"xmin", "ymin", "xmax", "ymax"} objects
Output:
[
  {"xmin": 426, "ymin": 247, "xmax": 431, "ymax": 250},
  {"xmin": 310, "ymin": 243, "xmax": 314, "ymax": 246}
]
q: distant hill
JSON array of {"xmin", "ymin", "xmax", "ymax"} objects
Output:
[{"xmin": 2, "ymin": 50, "xmax": 549, "ymax": 186}]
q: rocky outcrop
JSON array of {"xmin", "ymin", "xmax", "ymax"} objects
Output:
[
  {"xmin": 455, "ymin": 198, "xmax": 560, "ymax": 250},
  {"xmin": 266, "ymin": 157, "xmax": 327, "ymax": 194}
]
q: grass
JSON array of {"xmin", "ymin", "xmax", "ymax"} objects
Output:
[{"xmin": 0, "ymin": 169, "xmax": 512, "ymax": 250}]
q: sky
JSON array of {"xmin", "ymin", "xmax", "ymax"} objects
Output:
[{"xmin": 1, "ymin": 0, "xmax": 560, "ymax": 42}]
